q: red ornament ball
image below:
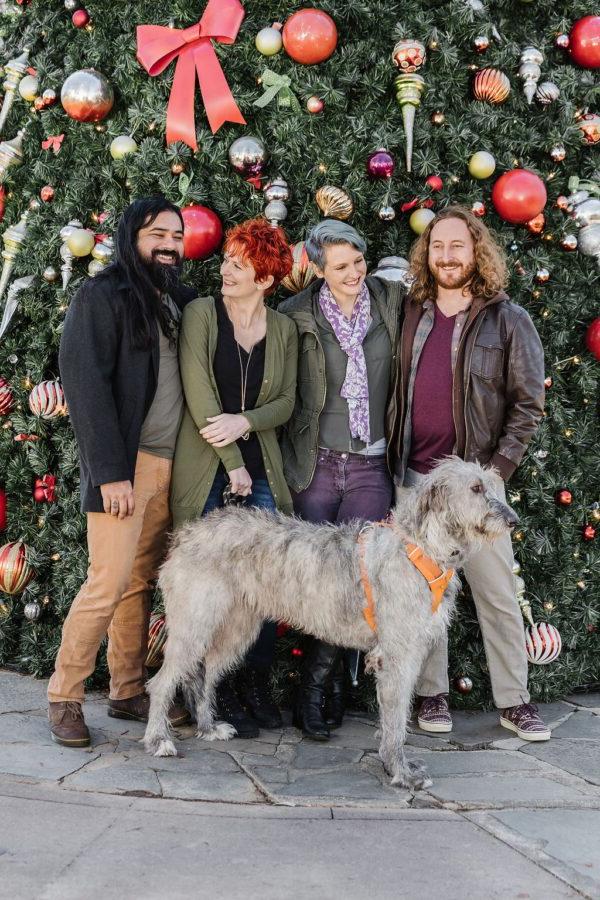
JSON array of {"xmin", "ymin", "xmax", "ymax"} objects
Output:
[
  {"xmin": 306, "ymin": 96, "xmax": 324, "ymax": 114},
  {"xmin": 491, "ymin": 169, "xmax": 547, "ymax": 225},
  {"xmin": 291, "ymin": 647, "xmax": 304, "ymax": 657},
  {"xmin": 72, "ymin": 8, "xmax": 90, "ymax": 27},
  {"xmin": 585, "ymin": 317, "xmax": 600, "ymax": 361},
  {"xmin": 583, "ymin": 524, "xmax": 596, "ymax": 542},
  {"xmin": 282, "ymin": 8, "xmax": 338, "ymax": 65},
  {"xmin": 555, "ymin": 489, "xmax": 572, "ymax": 507},
  {"xmin": 425, "ymin": 174, "xmax": 443, "ymax": 192},
  {"xmin": 367, "ymin": 149, "xmax": 395, "ymax": 179},
  {"xmin": 569, "ymin": 16, "xmax": 600, "ymax": 69},
  {"xmin": 0, "ymin": 488, "xmax": 6, "ymax": 532},
  {"xmin": 40, "ymin": 185, "xmax": 55, "ymax": 202},
  {"xmin": 181, "ymin": 205, "xmax": 223, "ymax": 260},
  {"xmin": 0, "ymin": 378, "xmax": 14, "ymax": 416}
]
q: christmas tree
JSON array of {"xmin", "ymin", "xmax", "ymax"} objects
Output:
[{"xmin": 0, "ymin": 0, "xmax": 598, "ymax": 710}]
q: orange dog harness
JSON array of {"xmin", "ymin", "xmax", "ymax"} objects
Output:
[{"xmin": 357, "ymin": 523, "xmax": 454, "ymax": 633}]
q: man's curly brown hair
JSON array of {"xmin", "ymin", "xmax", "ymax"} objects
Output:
[{"xmin": 409, "ymin": 206, "xmax": 508, "ymax": 304}]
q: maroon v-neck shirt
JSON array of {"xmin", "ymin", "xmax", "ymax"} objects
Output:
[{"xmin": 408, "ymin": 304, "xmax": 456, "ymax": 474}]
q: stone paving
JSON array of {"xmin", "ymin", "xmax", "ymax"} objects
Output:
[{"xmin": 1, "ymin": 669, "xmax": 600, "ymax": 899}]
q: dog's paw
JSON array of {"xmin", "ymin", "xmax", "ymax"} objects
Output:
[
  {"xmin": 391, "ymin": 767, "xmax": 432, "ymax": 791},
  {"xmin": 198, "ymin": 721, "xmax": 237, "ymax": 742},
  {"xmin": 153, "ymin": 739, "xmax": 178, "ymax": 758},
  {"xmin": 364, "ymin": 648, "xmax": 384, "ymax": 675}
]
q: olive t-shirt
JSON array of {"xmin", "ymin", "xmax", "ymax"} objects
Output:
[{"xmin": 138, "ymin": 295, "xmax": 184, "ymax": 459}]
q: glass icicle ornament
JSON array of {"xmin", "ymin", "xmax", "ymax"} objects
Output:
[
  {"xmin": 0, "ymin": 47, "xmax": 29, "ymax": 135},
  {"xmin": 518, "ymin": 47, "xmax": 543, "ymax": 104},
  {"xmin": 58, "ymin": 219, "xmax": 82, "ymax": 290},
  {"xmin": 0, "ymin": 210, "xmax": 28, "ymax": 304},
  {"xmin": 392, "ymin": 40, "xmax": 426, "ymax": 173},
  {"xmin": 0, "ymin": 129, "xmax": 25, "ymax": 182}
]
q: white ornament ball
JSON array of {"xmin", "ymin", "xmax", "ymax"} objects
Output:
[
  {"xmin": 525, "ymin": 622, "xmax": 562, "ymax": 665},
  {"xmin": 19, "ymin": 74, "xmax": 39, "ymax": 101},
  {"xmin": 110, "ymin": 135, "xmax": 138, "ymax": 160},
  {"xmin": 409, "ymin": 208, "xmax": 435, "ymax": 234},
  {"xmin": 255, "ymin": 26, "xmax": 283, "ymax": 56}
]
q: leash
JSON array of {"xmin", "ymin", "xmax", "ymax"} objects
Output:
[{"xmin": 357, "ymin": 522, "xmax": 454, "ymax": 633}]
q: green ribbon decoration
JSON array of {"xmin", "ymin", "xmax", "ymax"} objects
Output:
[{"xmin": 253, "ymin": 69, "xmax": 301, "ymax": 113}]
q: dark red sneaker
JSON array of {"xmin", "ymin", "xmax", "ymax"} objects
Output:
[
  {"xmin": 416, "ymin": 694, "xmax": 452, "ymax": 733},
  {"xmin": 500, "ymin": 703, "xmax": 551, "ymax": 741}
]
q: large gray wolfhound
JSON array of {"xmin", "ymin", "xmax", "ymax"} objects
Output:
[{"xmin": 144, "ymin": 458, "xmax": 517, "ymax": 790}]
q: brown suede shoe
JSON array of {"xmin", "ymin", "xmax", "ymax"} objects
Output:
[
  {"xmin": 48, "ymin": 701, "xmax": 91, "ymax": 747},
  {"xmin": 108, "ymin": 692, "xmax": 190, "ymax": 726}
]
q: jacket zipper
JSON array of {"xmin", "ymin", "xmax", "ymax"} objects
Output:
[
  {"xmin": 458, "ymin": 314, "xmax": 484, "ymax": 458},
  {"xmin": 304, "ymin": 328, "xmax": 327, "ymax": 490}
]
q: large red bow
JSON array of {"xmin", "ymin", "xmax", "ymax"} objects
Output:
[{"xmin": 136, "ymin": 0, "xmax": 247, "ymax": 151}]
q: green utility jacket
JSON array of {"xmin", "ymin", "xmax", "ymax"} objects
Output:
[
  {"xmin": 170, "ymin": 296, "xmax": 298, "ymax": 526},
  {"xmin": 278, "ymin": 276, "xmax": 405, "ymax": 493}
]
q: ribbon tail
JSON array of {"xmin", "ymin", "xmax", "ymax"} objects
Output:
[
  {"xmin": 166, "ymin": 49, "xmax": 198, "ymax": 151},
  {"xmin": 253, "ymin": 84, "xmax": 281, "ymax": 108},
  {"xmin": 194, "ymin": 40, "xmax": 246, "ymax": 134}
]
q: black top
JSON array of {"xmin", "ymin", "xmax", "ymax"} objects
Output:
[
  {"xmin": 58, "ymin": 264, "xmax": 196, "ymax": 513},
  {"xmin": 213, "ymin": 295, "xmax": 266, "ymax": 480}
]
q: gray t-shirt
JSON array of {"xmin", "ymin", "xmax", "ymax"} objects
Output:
[{"xmin": 139, "ymin": 296, "xmax": 184, "ymax": 460}]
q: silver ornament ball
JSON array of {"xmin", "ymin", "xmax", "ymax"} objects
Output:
[
  {"xmin": 228, "ymin": 135, "xmax": 268, "ymax": 177},
  {"xmin": 24, "ymin": 600, "xmax": 41, "ymax": 622},
  {"xmin": 264, "ymin": 200, "xmax": 288, "ymax": 226},
  {"xmin": 378, "ymin": 205, "xmax": 396, "ymax": 222},
  {"xmin": 64, "ymin": 0, "xmax": 80, "ymax": 10}
]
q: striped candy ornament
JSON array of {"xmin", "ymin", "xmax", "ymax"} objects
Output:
[
  {"xmin": 0, "ymin": 377, "xmax": 14, "ymax": 415},
  {"xmin": 28, "ymin": 380, "xmax": 67, "ymax": 419},
  {"xmin": 145, "ymin": 612, "xmax": 167, "ymax": 668},
  {"xmin": 525, "ymin": 622, "xmax": 562, "ymax": 665},
  {"xmin": 0, "ymin": 540, "xmax": 35, "ymax": 595}
]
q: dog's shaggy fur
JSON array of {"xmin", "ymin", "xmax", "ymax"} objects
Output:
[{"xmin": 144, "ymin": 458, "xmax": 517, "ymax": 790}]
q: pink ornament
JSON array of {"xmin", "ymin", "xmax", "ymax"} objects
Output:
[
  {"xmin": 366, "ymin": 149, "xmax": 395, "ymax": 179},
  {"xmin": 425, "ymin": 174, "xmax": 443, "ymax": 191}
]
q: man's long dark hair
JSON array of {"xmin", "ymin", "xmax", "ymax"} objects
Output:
[{"xmin": 109, "ymin": 196, "xmax": 185, "ymax": 350}]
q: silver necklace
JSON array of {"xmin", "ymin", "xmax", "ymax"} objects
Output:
[{"xmin": 236, "ymin": 341, "xmax": 253, "ymax": 440}]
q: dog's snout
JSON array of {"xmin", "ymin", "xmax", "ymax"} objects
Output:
[{"xmin": 502, "ymin": 504, "xmax": 519, "ymax": 529}]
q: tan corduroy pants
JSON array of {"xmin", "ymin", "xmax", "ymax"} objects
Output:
[
  {"xmin": 397, "ymin": 468, "xmax": 530, "ymax": 709},
  {"xmin": 48, "ymin": 452, "xmax": 172, "ymax": 704}
]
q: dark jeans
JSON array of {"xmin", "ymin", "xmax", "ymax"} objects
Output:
[
  {"xmin": 291, "ymin": 448, "xmax": 393, "ymax": 525},
  {"xmin": 203, "ymin": 467, "xmax": 276, "ymax": 671}
]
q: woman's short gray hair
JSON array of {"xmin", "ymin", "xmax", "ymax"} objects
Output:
[{"xmin": 305, "ymin": 219, "xmax": 367, "ymax": 270}]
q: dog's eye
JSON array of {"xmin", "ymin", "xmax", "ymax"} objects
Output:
[{"xmin": 471, "ymin": 483, "xmax": 483, "ymax": 494}]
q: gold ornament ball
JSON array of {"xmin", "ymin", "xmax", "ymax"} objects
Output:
[
  {"xmin": 315, "ymin": 185, "xmax": 353, "ymax": 220},
  {"xmin": 255, "ymin": 26, "xmax": 283, "ymax": 56},
  {"xmin": 535, "ymin": 268, "xmax": 550, "ymax": 284},
  {"xmin": 431, "ymin": 110, "xmax": 445, "ymax": 125},
  {"xmin": 409, "ymin": 207, "xmax": 435, "ymax": 234},
  {"xmin": 66, "ymin": 228, "xmax": 95, "ymax": 257},
  {"xmin": 110, "ymin": 135, "xmax": 138, "ymax": 160},
  {"xmin": 171, "ymin": 161, "xmax": 185, "ymax": 175},
  {"xmin": 468, "ymin": 151, "xmax": 496, "ymax": 179},
  {"xmin": 18, "ymin": 74, "xmax": 39, "ymax": 101},
  {"xmin": 43, "ymin": 266, "xmax": 60, "ymax": 283}
]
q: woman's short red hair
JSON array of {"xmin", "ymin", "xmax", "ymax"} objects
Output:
[{"xmin": 224, "ymin": 217, "xmax": 293, "ymax": 296}]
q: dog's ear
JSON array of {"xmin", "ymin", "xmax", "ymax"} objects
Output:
[{"xmin": 417, "ymin": 480, "xmax": 448, "ymax": 520}]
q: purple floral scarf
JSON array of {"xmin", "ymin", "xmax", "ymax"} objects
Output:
[{"xmin": 318, "ymin": 281, "xmax": 371, "ymax": 444}]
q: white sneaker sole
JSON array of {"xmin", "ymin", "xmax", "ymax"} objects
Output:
[
  {"xmin": 499, "ymin": 716, "xmax": 551, "ymax": 741},
  {"xmin": 418, "ymin": 717, "xmax": 453, "ymax": 733}
]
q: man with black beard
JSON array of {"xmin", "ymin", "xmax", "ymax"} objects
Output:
[
  {"xmin": 48, "ymin": 197, "xmax": 195, "ymax": 747},
  {"xmin": 388, "ymin": 206, "xmax": 550, "ymax": 742}
]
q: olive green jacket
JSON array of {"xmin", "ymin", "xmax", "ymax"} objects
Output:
[
  {"xmin": 170, "ymin": 296, "xmax": 298, "ymax": 526},
  {"xmin": 278, "ymin": 276, "xmax": 405, "ymax": 493}
]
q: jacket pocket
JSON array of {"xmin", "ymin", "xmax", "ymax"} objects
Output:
[{"xmin": 470, "ymin": 344, "xmax": 504, "ymax": 381}]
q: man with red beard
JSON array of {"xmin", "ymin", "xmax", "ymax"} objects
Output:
[{"xmin": 388, "ymin": 206, "xmax": 550, "ymax": 741}]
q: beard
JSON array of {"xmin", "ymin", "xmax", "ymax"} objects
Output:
[
  {"xmin": 143, "ymin": 249, "xmax": 183, "ymax": 294},
  {"xmin": 430, "ymin": 259, "xmax": 476, "ymax": 290}
]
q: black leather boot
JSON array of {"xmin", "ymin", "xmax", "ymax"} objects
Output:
[
  {"xmin": 294, "ymin": 640, "xmax": 342, "ymax": 741},
  {"xmin": 325, "ymin": 655, "xmax": 345, "ymax": 730},
  {"xmin": 215, "ymin": 677, "xmax": 259, "ymax": 739},
  {"xmin": 242, "ymin": 666, "xmax": 283, "ymax": 729}
]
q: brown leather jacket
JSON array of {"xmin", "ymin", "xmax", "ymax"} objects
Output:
[{"xmin": 387, "ymin": 291, "xmax": 545, "ymax": 482}]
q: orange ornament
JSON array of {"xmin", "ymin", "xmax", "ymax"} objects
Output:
[
  {"xmin": 473, "ymin": 68, "xmax": 511, "ymax": 104},
  {"xmin": 525, "ymin": 212, "xmax": 545, "ymax": 234},
  {"xmin": 282, "ymin": 8, "xmax": 338, "ymax": 65}
]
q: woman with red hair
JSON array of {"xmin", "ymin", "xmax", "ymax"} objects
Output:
[{"xmin": 170, "ymin": 217, "xmax": 296, "ymax": 738}]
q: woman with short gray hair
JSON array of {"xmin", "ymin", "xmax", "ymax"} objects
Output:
[{"xmin": 279, "ymin": 218, "xmax": 406, "ymax": 740}]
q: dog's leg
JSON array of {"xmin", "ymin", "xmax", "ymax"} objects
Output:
[
  {"xmin": 375, "ymin": 652, "xmax": 432, "ymax": 791},
  {"xmin": 144, "ymin": 660, "xmax": 181, "ymax": 757},
  {"xmin": 195, "ymin": 605, "xmax": 264, "ymax": 743}
]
